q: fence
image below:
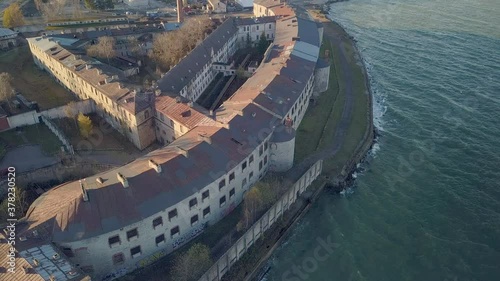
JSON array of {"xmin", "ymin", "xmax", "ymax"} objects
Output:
[
  {"xmin": 40, "ymin": 115, "xmax": 74, "ymax": 155},
  {"xmin": 197, "ymin": 159, "xmax": 323, "ymax": 281}
]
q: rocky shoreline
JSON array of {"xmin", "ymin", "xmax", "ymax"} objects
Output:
[{"xmin": 249, "ymin": 3, "xmax": 378, "ymax": 280}]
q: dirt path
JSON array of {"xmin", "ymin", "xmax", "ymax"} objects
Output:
[{"xmin": 285, "ymin": 19, "xmax": 358, "ymax": 183}]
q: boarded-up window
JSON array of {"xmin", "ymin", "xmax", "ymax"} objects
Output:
[
  {"xmin": 153, "ymin": 217, "xmax": 163, "ymax": 228},
  {"xmin": 112, "ymin": 253, "xmax": 125, "ymax": 265}
]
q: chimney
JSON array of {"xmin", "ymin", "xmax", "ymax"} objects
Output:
[
  {"xmin": 155, "ymin": 89, "xmax": 161, "ymax": 96},
  {"xmin": 86, "ymin": 64, "xmax": 92, "ymax": 70},
  {"xmin": 177, "ymin": 0, "xmax": 184, "ymax": 23},
  {"xmin": 117, "ymin": 173, "xmax": 129, "ymax": 188},
  {"xmin": 187, "ymin": 101, "xmax": 194, "ymax": 107},
  {"xmin": 80, "ymin": 180, "xmax": 89, "ymax": 202},
  {"xmin": 175, "ymin": 146, "xmax": 189, "ymax": 158},
  {"xmin": 105, "ymin": 77, "xmax": 112, "ymax": 84},
  {"xmin": 198, "ymin": 134, "xmax": 212, "ymax": 144},
  {"xmin": 148, "ymin": 159, "xmax": 162, "ymax": 173}
]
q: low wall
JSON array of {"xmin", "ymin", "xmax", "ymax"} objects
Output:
[
  {"xmin": 7, "ymin": 110, "xmax": 39, "ymax": 128},
  {"xmin": 197, "ymin": 159, "xmax": 323, "ymax": 281},
  {"xmin": 40, "ymin": 99, "xmax": 96, "ymax": 119},
  {"xmin": 40, "ymin": 116, "xmax": 74, "ymax": 154},
  {"xmin": 4, "ymin": 99, "xmax": 96, "ymax": 131}
]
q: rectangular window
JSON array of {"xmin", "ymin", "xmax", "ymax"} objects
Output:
[
  {"xmin": 170, "ymin": 120, "xmax": 174, "ymax": 127},
  {"xmin": 126, "ymin": 228, "xmax": 138, "ymax": 241},
  {"xmin": 220, "ymin": 196, "xmax": 226, "ymax": 207},
  {"xmin": 203, "ymin": 206, "xmax": 210, "ymax": 218},
  {"xmin": 242, "ymin": 178, "xmax": 247, "ymax": 188},
  {"xmin": 81, "ymin": 265, "xmax": 94, "ymax": 274},
  {"xmin": 229, "ymin": 172, "xmax": 235, "ymax": 183},
  {"xmin": 108, "ymin": 235, "xmax": 121, "ymax": 248},
  {"xmin": 264, "ymin": 141, "xmax": 269, "ymax": 151},
  {"xmin": 155, "ymin": 234, "xmax": 165, "ymax": 246},
  {"xmin": 229, "ymin": 188, "xmax": 235, "ymax": 199},
  {"xmin": 191, "ymin": 215, "xmax": 199, "ymax": 225},
  {"xmin": 153, "ymin": 216, "xmax": 163, "ymax": 229},
  {"xmin": 202, "ymin": 190, "xmax": 209, "ymax": 202},
  {"xmin": 219, "ymin": 179, "xmax": 226, "ymax": 190},
  {"xmin": 259, "ymin": 161, "xmax": 263, "ymax": 171},
  {"xmin": 242, "ymin": 161, "xmax": 247, "ymax": 172},
  {"xmin": 259, "ymin": 145, "xmax": 263, "ymax": 156},
  {"xmin": 249, "ymin": 155, "xmax": 254, "ymax": 164},
  {"xmin": 61, "ymin": 247, "xmax": 74, "ymax": 258},
  {"xmin": 189, "ymin": 198, "xmax": 197, "ymax": 209},
  {"xmin": 168, "ymin": 209, "xmax": 178, "ymax": 221},
  {"xmin": 171, "ymin": 226, "xmax": 180, "ymax": 238},
  {"xmin": 130, "ymin": 246, "xmax": 141, "ymax": 258},
  {"xmin": 264, "ymin": 155, "xmax": 268, "ymax": 165},
  {"xmin": 112, "ymin": 253, "xmax": 125, "ymax": 265}
]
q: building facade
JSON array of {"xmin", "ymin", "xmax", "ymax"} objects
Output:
[
  {"xmin": 21, "ymin": 5, "xmax": 328, "ymax": 281},
  {"xmin": 27, "ymin": 37, "xmax": 156, "ymax": 150},
  {"xmin": 0, "ymin": 28, "xmax": 19, "ymax": 50}
]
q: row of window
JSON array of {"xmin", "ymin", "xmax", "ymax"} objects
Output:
[{"xmin": 108, "ymin": 205, "xmax": 214, "ymax": 265}]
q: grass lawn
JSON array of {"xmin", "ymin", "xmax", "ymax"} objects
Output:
[
  {"xmin": 0, "ymin": 46, "xmax": 77, "ymax": 110},
  {"xmin": 0, "ymin": 124, "xmax": 62, "ymax": 155},
  {"xmin": 294, "ymin": 39, "xmax": 340, "ymax": 164},
  {"xmin": 294, "ymin": 22, "xmax": 371, "ymax": 176},
  {"xmin": 321, "ymin": 34, "xmax": 370, "ymax": 175}
]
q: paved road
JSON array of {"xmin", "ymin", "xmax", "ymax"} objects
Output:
[{"xmin": 0, "ymin": 145, "xmax": 59, "ymax": 173}]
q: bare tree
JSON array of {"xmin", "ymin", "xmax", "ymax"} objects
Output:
[
  {"xmin": 172, "ymin": 243, "xmax": 212, "ymax": 281},
  {"xmin": 38, "ymin": 0, "xmax": 68, "ymax": 21},
  {"xmin": 150, "ymin": 31, "xmax": 181, "ymax": 71},
  {"xmin": 87, "ymin": 36, "xmax": 117, "ymax": 62},
  {"xmin": 0, "ymin": 73, "xmax": 14, "ymax": 109},
  {"xmin": 242, "ymin": 187, "xmax": 262, "ymax": 229},
  {"xmin": 126, "ymin": 36, "xmax": 141, "ymax": 57},
  {"xmin": 64, "ymin": 101, "xmax": 79, "ymax": 129},
  {"xmin": 150, "ymin": 17, "xmax": 215, "ymax": 71}
]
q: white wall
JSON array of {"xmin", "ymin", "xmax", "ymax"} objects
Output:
[
  {"xmin": 197, "ymin": 159, "xmax": 323, "ymax": 281},
  {"xmin": 270, "ymin": 136, "xmax": 295, "ymax": 172},
  {"xmin": 5, "ymin": 100, "xmax": 96, "ymax": 130},
  {"xmin": 40, "ymin": 99, "xmax": 96, "ymax": 120},
  {"xmin": 314, "ymin": 65, "xmax": 330, "ymax": 95},
  {"xmin": 237, "ymin": 0, "xmax": 254, "ymax": 8},
  {"xmin": 59, "ymin": 134, "xmax": 274, "ymax": 280},
  {"xmin": 7, "ymin": 111, "xmax": 39, "ymax": 128}
]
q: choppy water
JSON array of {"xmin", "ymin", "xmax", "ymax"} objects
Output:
[{"xmin": 263, "ymin": 0, "xmax": 500, "ymax": 280}]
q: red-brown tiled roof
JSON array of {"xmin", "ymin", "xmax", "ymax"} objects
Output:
[{"xmin": 155, "ymin": 96, "xmax": 215, "ymax": 129}]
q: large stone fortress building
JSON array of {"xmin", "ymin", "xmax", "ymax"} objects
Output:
[{"xmin": 21, "ymin": 2, "xmax": 329, "ymax": 280}]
